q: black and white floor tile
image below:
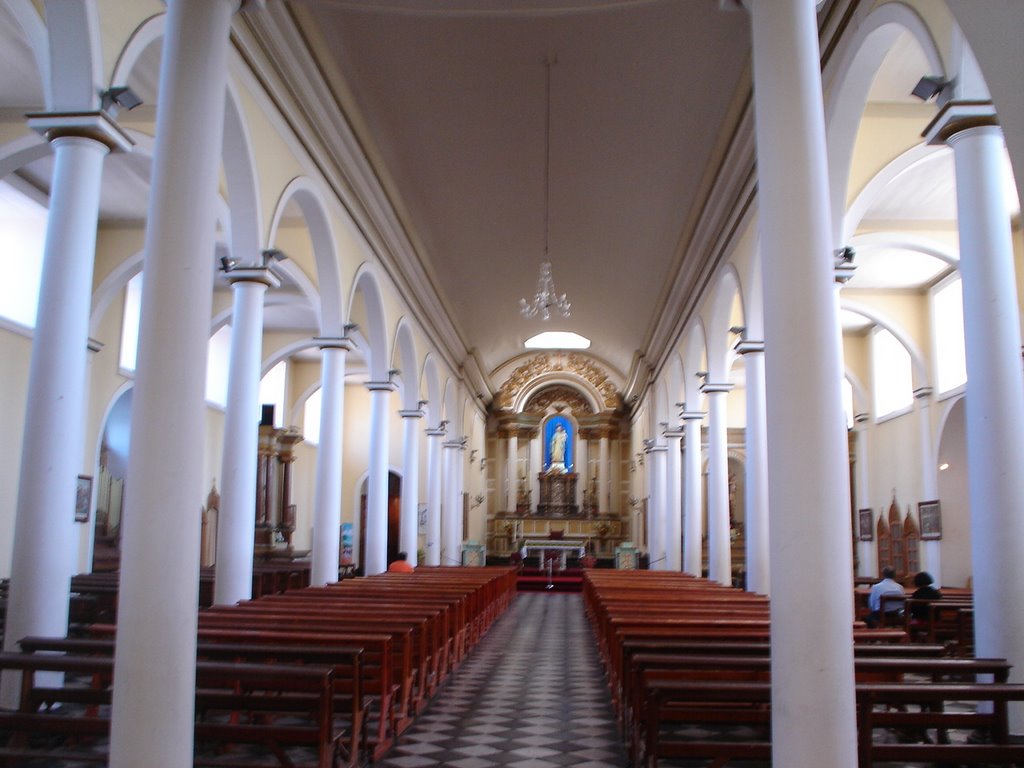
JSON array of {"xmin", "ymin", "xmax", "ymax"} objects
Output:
[{"xmin": 377, "ymin": 592, "xmax": 627, "ymax": 768}]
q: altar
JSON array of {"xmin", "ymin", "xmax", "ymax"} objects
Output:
[
  {"xmin": 520, "ymin": 538, "xmax": 586, "ymax": 569},
  {"xmin": 537, "ymin": 473, "xmax": 579, "ymax": 517}
]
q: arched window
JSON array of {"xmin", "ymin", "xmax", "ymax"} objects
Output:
[
  {"xmin": 119, "ymin": 273, "xmax": 143, "ymax": 372},
  {"xmin": 931, "ymin": 275, "xmax": 966, "ymax": 395},
  {"xmin": 303, "ymin": 388, "xmax": 322, "ymax": 445},
  {"xmin": 872, "ymin": 327, "xmax": 913, "ymax": 419},
  {"xmin": 205, "ymin": 325, "xmax": 231, "ymax": 407},
  {"xmin": 259, "ymin": 360, "xmax": 287, "ymax": 428},
  {"xmin": 0, "ymin": 179, "xmax": 47, "ymax": 329}
]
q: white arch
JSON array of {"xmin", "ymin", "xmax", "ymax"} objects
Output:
[
  {"xmin": 347, "ymin": 263, "xmax": 390, "ymax": 381},
  {"xmin": 841, "ymin": 298, "xmax": 929, "ymax": 386},
  {"xmin": 392, "ymin": 318, "xmax": 421, "ymax": 410},
  {"xmin": 109, "ymin": 12, "xmax": 165, "ymax": 88},
  {"xmin": 843, "ymin": 144, "xmax": 950, "ymax": 241},
  {"xmin": 4, "ymin": 0, "xmax": 50, "ymax": 106},
  {"xmin": 846, "ymin": 368, "xmax": 870, "ymax": 417},
  {"xmin": 0, "ymin": 133, "xmax": 51, "ymax": 183},
  {"xmin": 680, "ymin": 321, "xmax": 708, "ymax": 406},
  {"xmin": 511, "ymin": 373, "xmax": 603, "ymax": 415},
  {"xmin": 270, "ymin": 177, "xmax": 345, "ymax": 335},
  {"xmin": 222, "ymin": 81, "xmax": 263, "ymax": 266},
  {"xmin": 849, "ymin": 230, "xmax": 959, "ymax": 267},
  {"xmin": 825, "ymin": 1, "xmax": 945, "ymax": 246},
  {"xmin": 421, "ymin": 354, "xmax": 443, "ymax": 426},
  {"xmin": 706, "ymin": 265, "xmax": 745, "ymax": 381},
  {"xmin": 45, "ymin": 0, "xmax": 104, "ymax": 110}
]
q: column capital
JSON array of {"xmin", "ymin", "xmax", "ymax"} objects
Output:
[
  {"xmin": 399, "ymin": 409, "xmax": 425, "ymax": 419},
  {"xmin": 365, "ymin": 381, "xmax": 397, "ymax": 393},
  {"xmin": 314, "ymin": 336, "xmax": 354, "ymax": 352},
  {"xmin": 923, "ymin": 100, "xmax": 998, "ymax": 146},
  {"xmin": 734, "ymin": 340, "xmax": 765, "ymax": 355},
  {"xmin": 225, "ymin": 266, "xmax": 280, "ymax": 289},
  {"xmin": 26, "ymin": 110, "xmax": 133, "ymax": 153},
  {"xmin": 425, "ymin": 426, "xmax": 447, "ymax": 438},
  {"xmin": 443, "ymin": 438, "xmax": 467, "ymax": 450},
  {"xmin": 663, "ymin": 428, "xmax": 685, "ymax": 440},
  {"xmin": 700, "ymin": 382, "xmax": 734, "ymax": 395},
  {"xmin": 913, "ymin": 386, "xmax": 934, "ymax": 401},
  {"xmin": 647, "ymin": 444, "xmax": 668, "ymax": 455},
  {"xmin": 680, "ymin": 411, "xmax": 706, "ymax": 421},
  {"xmin": 834, "ymin": 262, "xmax": 858, "ymax": 285}
]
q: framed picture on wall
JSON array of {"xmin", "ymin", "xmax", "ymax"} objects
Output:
[
  {"xmin": 75, "ymin": 475, "xmax": 93, "ymax": 523},
  {"xmin": 857, "ymin": 508, "xmax": 873, "ymax": 541},
  {"xmin": 919, "ymin": 500, "xmax": 942, "ymax": 540}
]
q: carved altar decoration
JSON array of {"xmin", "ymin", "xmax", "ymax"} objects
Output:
[
  {"xmin": 494, "ymin": 352, "xmax": 622, "ymax": 411},
  {"xmin": 538, "ymin": 473, "xmax": 578, "ymax": 517},
  {"xmin": 875, "ymin": 495, "xmax": 920, "ymax": 580},
  {"xmin": 255, "ymin": 424, "xmax": 304, "ymax": 559}
]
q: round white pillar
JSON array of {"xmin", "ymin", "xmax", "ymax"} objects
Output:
[
  {"xmin": 914, "ymin": 387, "xmax": 941, "ymax": 582},
  {"xmin": 939, "ymin": 117, "xmax": 1024, "ymax": 728},
  {"xmin": 310, "ymin": 339, "xmax": 350, "ymax": 585},
  {"xmin": 110, "ymin": 1, "xmax": 238, "ymax": 765},
  {"xmin": 424, "ymin": 426, "xmax": 445, "ymax": 566},
  {"xmin": 663, "ymin": 430, "xmax": 683, "ymax": 571},
  {"xmin": 599, "ymin": 433, "xmax": 610, "ymax": 514},
  {"xmin": 703, "ymin": 384, "xmax": 733, "ymax": 586},
  {"xmin": 214, "ymin": 269, "xmax": 277, "ymax": 605},
  {"xmin": 738, "ymin": 342, "xmax": 770, "ymax": 595},
  {"xmin": 507, "ymin": 432, "xmax": 519, "ymax": 512},
  {"xmin": 681, "ymin": 411, "xmax": 705, "ymax": 576},
  {"xmin": 442, "ymin": 440, "xmax": 462, "ymax": 565},
  {"xmin": 364, "ymin": 381, "xmax": 395, "ymax": 576},
  {"xmin": 1, "ymin": 131, "xmax": 112, "ymax": 708},
  {"xmin": 400, "ymin": 409, "xmax": 424, "ymax": 566},
  {"xmin": 853, "ymin": 414, "xmax": 875, "ymax": 578},
  {"xmin": 748, "ymin": 0, "xmax": 858, "ymax": 763}
]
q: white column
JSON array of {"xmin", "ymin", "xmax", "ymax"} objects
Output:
[
  {"xmin": 747, "ymin": 0, "xmax": 858, "ymax": 763},
  {"xmin": 310, "ymin": 339, "xmax": 351, "ymax": 586},
  {"xmin": 578, "ymin": 436, "xmax": 589, "ymax": 508},
  {"xmin": 442, "ymin": 439, "xmax": 463, "ymax": 565},
  {"xmin": 214, "ymin": 268, "xmax": 278, "ymax": 606},
  {"xmin": 109, "ymin": 2, "xmax": 238, "ymax": 765},
  {"xmin": 599, "ymin": 433, "xmax": 610, "ymax": 513},
  {"xmin": 927, "ymin": 110, "xmax": 1024, "ymax": 727},
  {"xmin": 643, "ymin": 442, "xmax": 657, "ymax": 563},
  {"xmin": 738, "ymin": 341, "xmax": 770, "ymax": 595},
  {"xmin": 914, "ymin": 387, "xmax": 941, "ymax": 582},
  {"xmin": 506, "ymin": 431, "xmax": 518, "ymax": 511},
  {"xmin": 424, "ymin": 426, "xmax": 445, "ymax": 566},
  {"xmin": 703, "ymin": 383, "xmax": 733, "ymax": 586},
  {"xmin": 400, "ymin": 408, "xmax": 424, "ymax": 566},
  {"xmin": 364, "ymin": 381, "xmax": 395, "ymax": 576},
  {"xmin": 853, "ymin": 414, "xmax": 875, "ymax": 578},
  {"xmin": 529, "ymin": 433, "xmax": 541, "ymax": 514},
  {"xmin": 663, "ymin": 429, "xmax": 683, "ymax": 571},
  {"xmin": 1, "ymin": 120, "xmax": 126, "ymax": 707},
  {"xmin": 681, "ymin": 411, "xmax": 705, "ymax": 576}
]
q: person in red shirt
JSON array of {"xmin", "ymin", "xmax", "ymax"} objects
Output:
[{"xmin": 387, "ymin": 551, "xmax": 414, "ymax": 573}]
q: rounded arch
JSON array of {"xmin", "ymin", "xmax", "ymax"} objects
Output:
[
  {"xmin": 347, "ymin": 263, "xmax": 390, "ymax": 381},
  {"xmin": 45, "ymin": 0, "xmax": 104, "ymax": 110},
  {"xmin": 442, "ymin": 377, "xmax": 461, "ymax": 436},
  {"xmin": 110, "ymin": 13, "xmax": 165, "ymax": 89},
  {"xmin": 3, "ymin": 0, "xmax": 49, "ymax": 107},
  {"xmin": 392, "ymin": 318, "xmax": 421, "ymax": 410},
  {"xmin": 663, "ymin": 354, "xmax": 684, "ymax": 418},
  {"xmin": 221, "ymin": 81, "xmax": 263, "ymax": 267},
  {"xmin": 849, "ymin": 230, "xmax": 959, "ymax": 268},
  {"xmin": 846, "ymin": 368, "xmax": 870, "ymax": 418},
  {"xmin": 680, "ymin": 320, "xmax": 709, "ymax": 406},
  {"xmin": 840, "ymin": 298, "xmax": 929, "ymax": 387},
  {"xmin": 421, "ymin": 354, "xmax": 443, "ymax": 426},
  {"xmin": 268, "ymin": 177, "xmax": 344, "ymax": 335},
  {"xmin": 706, "ymin": 265, "xmax": 746, "ymax": 381},
  {"xmin": 0, "ymin": 134, "xmax": 52, "ymax": 184},
  {"xmin": 512, "ymin": 373, "xmax": 603, "ymax": 415},
  {"xmin": 825, "ymin": 1, "xmax": 945, "ymax": 245}
]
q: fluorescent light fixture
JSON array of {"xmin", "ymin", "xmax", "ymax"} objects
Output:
[{"xmin": 524, "ymin": 331, "xmax": 590, "ymax": 350}]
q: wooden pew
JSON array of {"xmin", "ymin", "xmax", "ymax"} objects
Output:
[{"xmin": 0, "ymin": 652, "xmax": 341, "ymax": 768}]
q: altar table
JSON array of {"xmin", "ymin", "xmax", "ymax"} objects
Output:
[{"xmin": 520, "ymin": 539, "xmax": 586, "ymax": 569}]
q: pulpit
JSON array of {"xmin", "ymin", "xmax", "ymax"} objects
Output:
[{"xmin": 537, "ymin": 472, "xmax": 578, "ymax": 517}]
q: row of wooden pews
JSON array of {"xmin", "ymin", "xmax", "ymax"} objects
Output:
[
  {"xmin": 584, "ymin": 570, "xmax": 1024, "ymax": 768},
  {"xmin": 0, "ymin": 565, "xmax": 517, "ymax": 767}
]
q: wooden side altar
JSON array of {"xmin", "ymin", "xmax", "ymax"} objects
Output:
[{"xmin": 537, "ymin": 472, "xmax": 578, "ymax": 517}]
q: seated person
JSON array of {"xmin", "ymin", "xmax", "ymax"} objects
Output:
[
  {"xmin": 387, "ymin": 551, "xmax": 414, "ymax": 573},
  {"xmin": 866, "ymin": 567, "xmax": 905, "ymax": 628},
  {"xmin": 910, "ymin": 570, "xmax": 942, "ymax": 620}
]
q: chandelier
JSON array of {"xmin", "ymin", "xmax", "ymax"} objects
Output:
[{"xmin": 519, "ymin": 55, "xmax": 570, "ymax": 321}]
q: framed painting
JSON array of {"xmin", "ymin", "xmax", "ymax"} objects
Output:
[
  {"xmin": 918, "ymin": 500, "xmax": 942, "ymax": 540},
  {"xmin": 75, "ymin": 475, "xmax": 92, "ymax": 523},
  {"xmin": 857, "ymin": 508, "xmax": 874, "ymax": 541}
]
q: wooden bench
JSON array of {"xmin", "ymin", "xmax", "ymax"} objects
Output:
[
  {"xmin": 17, "ymin": 635, "xmax": 366, "ymax": 768},
  {"xmin": 0, "ymin": 651, "xmax": 341, "ymax": 768}
]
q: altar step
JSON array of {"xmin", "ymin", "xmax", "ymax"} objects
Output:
[{"xmin": 517, "ymin": 568, "xmax": 584, "ymax": 593}]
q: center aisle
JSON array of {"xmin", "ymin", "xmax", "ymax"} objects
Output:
[{"xmin": 378, "ymin": 592, "xmax": 627, "ymax": 768}]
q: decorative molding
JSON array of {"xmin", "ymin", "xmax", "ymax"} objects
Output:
[
  {"xmin": 26, "ymin": 110, "xmax": 134, "ymax": 154},
  {"xmin": 495, "ymin": 352, "xmax": 621, "ymax": 411},
  {"xmin": 524, "ymin": 384, "xmax": 594, "ymax": 417},
  {"xmin": 923, "ymin": 100, "xmax": 998, "ymax": 146}
]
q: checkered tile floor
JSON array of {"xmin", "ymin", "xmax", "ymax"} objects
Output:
[{"xmin": 377, "ymin": 592, "xmax": 627, "ymax": 768}]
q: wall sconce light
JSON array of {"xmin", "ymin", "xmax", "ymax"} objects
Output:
[
  {"xmin": 261, "ymin": 248, "xmax": 287, "ymax": 266},
  {"xmin": 388, "ymin": 368, "xmax": 401, "ymax": 381},
  {"xmin": 729, "ymin": 325, "xmax": 746, "ymax": 337},
  {"xmin": 480, "ymin": 457, "xmax": 488, "ymax": 472},
  {"xmin": 834, "ymin": 246, "xmax": 856, "ymax": 264},
  {"xmin": 219, "ymin": 255, "xmax": 238, "ymax": 273},
  {"xmin": 695, "ymin": 370, "xmax": 708, "ymax": 381},
  {"xmin": 102, "ymin": 85, "xmax": 143, "ymax": 113},
  {"xmin": 469, "ymin": 449, "xmax": 478, "ymax": 464},
  {"xmin": 471, "ymin": 494, "xmax": 485, "ymax": 509}
]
